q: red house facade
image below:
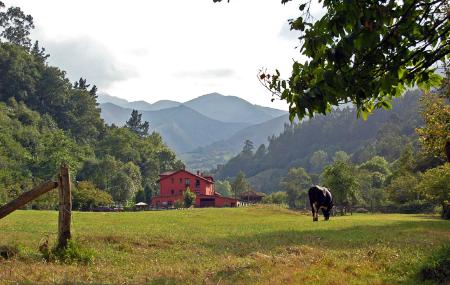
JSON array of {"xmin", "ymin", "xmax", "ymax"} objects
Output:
[{"xmin": 151, "ymin": 169, "xmax": 239, "ymax": 208}]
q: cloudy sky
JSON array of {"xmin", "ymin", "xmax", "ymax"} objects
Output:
[{"xmin": 5, "ymin": 0, "xmax": 323, "ymax": 110}]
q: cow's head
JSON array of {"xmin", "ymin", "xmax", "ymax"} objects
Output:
[{"xmin": 323, "ymin": 203, "xmax": 333, "ymax": 220}]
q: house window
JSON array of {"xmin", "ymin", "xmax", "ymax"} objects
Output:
[
  {"xmin": 179, "ymin": 178, "xmax": 182, "ymax": 184},
  {"xmin": 185, "ymin": 178, "xmax": 190, "ymax": 186},
  {"xmin": 171, "ymin": 178, "xmax": 174, "ymax": 184},
  {"xmin": 171, "ymin": 189, "xmax": 174, "ymax": 195},
  {"xmin": 195, "ymin": 179, "xmax": 200, "ymax": 188}
]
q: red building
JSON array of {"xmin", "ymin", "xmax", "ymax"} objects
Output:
[{"xmin": 151, "ymin": 169, "xmax": 239, "ymax": 208}]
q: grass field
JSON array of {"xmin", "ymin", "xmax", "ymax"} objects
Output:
[{"xmin": 0, "ymin": 206, "xmax": 449, "ymax": 284}]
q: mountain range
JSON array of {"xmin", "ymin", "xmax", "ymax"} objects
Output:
[{"xmin": 98, "ymin": 92, "xmax": 290, "ymax": 167}]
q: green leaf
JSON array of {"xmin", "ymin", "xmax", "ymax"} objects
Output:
[
  {"xmin": 381, "ymin": 100, "xmax": 392, "ymax": 110},
  {"xmin": 397, "ymin": 68, "xmax": 406, "ymax": 80}
]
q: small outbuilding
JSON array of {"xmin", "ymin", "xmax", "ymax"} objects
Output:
[
  {"xmin": 135, "ymin": 202, "xmax": 148, "ymax": 211},
  {"xmin": 240, "ymin": 190, "xmax": 266, "ymax": 203}
]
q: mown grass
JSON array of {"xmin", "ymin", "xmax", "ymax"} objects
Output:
[{"xmin": 0, "ymin": 206, "xmax": 449, "ymax": 284}]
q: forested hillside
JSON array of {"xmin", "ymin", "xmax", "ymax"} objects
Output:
[
  {"xmin": 215, "ymin": 90, "xmax": 423, "ymax": 191},
  {"xmin": 215, "ymin": 88, "xmax": 449, "ymax": 218},
  {"xmin": 0, "ymin": 4, "xmax": 183, "ymax": 209},
  {"xmin": 181, "ymin": 114, "xmax": 291, "ymax": 169}
]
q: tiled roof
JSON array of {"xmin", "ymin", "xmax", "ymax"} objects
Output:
[{"xmin": 158, "ymin": 169, "xmax": 214, "ymax": 183}]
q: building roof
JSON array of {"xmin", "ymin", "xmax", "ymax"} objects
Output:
[
  {"xmin": 240, "ymin": 190, "xmax": 266, "ymax": 198},
  {"xmin": 160, "ymin": 171, "xmax": 177, "ymax": 176},
  {"xmin": 158, "ymin": 169, "xmax": 214, "ymax": 184}
]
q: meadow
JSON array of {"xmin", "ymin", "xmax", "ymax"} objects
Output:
[{"xmin": 0, "ymin": 206, "xmax": 449, "ymax": 285}]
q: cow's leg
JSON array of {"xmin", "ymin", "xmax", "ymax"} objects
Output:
[
  {"xmin": 322, "ymin": 208, "xmax": 330, "ymax": 221},
  {"xmin": 312, "ymin": 202, "xmax": 318, "ymax": 221}
]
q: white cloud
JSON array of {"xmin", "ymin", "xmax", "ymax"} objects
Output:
[
  {"xmin": 43, "ymin": 36, "xmax": 137, "ymax": 88},
  {"xmin": 4, "ymin": 0, "xmax": 320, "ymax": 110}
]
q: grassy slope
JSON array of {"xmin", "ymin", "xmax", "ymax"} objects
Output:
[{"xmin": 0, "ymin": 207, "xmax": 449, "ymax": 284}]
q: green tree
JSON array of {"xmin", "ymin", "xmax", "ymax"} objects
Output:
[
  {"xmin": 242, "ymin": 139, "xmax": 254, "ymax": 155},
  {"xmin": 416, "ymin": 91, "xmax": 450, "ymax": 162},
  {"xmin": 231, "ymin": 171, "xmax": 249, "ymax": 199},
  {"xmin": 215, "ymin": 180, "xmax": 232, "ymax": 197},
  {"xmin": 322, "ymin": 161, "xmax": 359, "ymax": 214},
  {"xmin": 359, "ymin": 156, "xmax": 391, "ymax": 176},
  {"xmin": 333, "ymin": 151, "xmax": 350, "ymax": 163},
  {"xmin": 0, "ymin": 2, "xmax": 34, "ymax": 48},
  {"xmin": 387, "ymin": 172, "xmax": 421, "ymax": 204},
  {"xmin": 183, "ymin": 187, "xmax": 196, "ymax": 208},
  {"xmin": 309, "ymin": 150, "xmax": 328, "ymax": 172},
  {"xmin": 126, "ymin": 110, "xmax": 150, "ymax": 137},
  {"xmin": 109, "ymin": 172, "xmax": 134, "ymax": 203},
  {"xmin": 418, "ymin": 164, "xmax": 450, "ymax": 219},
  {"xmin": 73, "ymin": 181, "xmax": 113, "ymax": 211},
  {"xmin": 280, "ymin": 167, "xmax": 311, "ymax": 209},
  {"xmin": 134, "ymin": 190, "xmax": 146, "ymax": 203},
  {"xmin": 120, "ymin": 161, "xmax": 143, "ymax": 197},
  {"xmin": 262, "ymin": 191, "xmax": 287, "ymax": 205},
  {"xmin": 357, "ymin": 169, "xmax": 387, "ymax": 212},
  {"xmin": 254, "ymin": 0, "xmax": 448, "ymax": 120}
]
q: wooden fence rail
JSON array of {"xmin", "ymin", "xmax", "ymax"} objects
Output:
[
  {"xmin": 0, "ymin": 181, "xmax": 58, "ymax": 219},
  {"xmin": 0, "ymin": 164, "xmax": 72, "ymax": 249}
]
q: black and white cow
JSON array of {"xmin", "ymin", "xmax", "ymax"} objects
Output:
[{"xmin": 308, "ymin": 185, "xmax": 333, "ymax": 222}]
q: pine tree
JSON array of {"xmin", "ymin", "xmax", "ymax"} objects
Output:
[{"xmin": 126, "ymin": 110, "xmax": 150, "ymax": 137}]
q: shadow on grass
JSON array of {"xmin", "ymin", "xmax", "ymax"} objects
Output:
[
  {"xmin": 200, "ymin": 218, "xmax": 449, "ymax": 284},
  {"xmin": 200, "ymin": 219, "xmax": 449, "ymax": 256}
]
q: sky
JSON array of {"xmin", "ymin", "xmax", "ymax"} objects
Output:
[{"xmin": 6, "ymin": 0, "xmax": 323, "ymax": 110}]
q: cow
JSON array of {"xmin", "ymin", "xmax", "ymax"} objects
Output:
[{"xmin": 308, "ymin": 185, "xmax": 333, "ymax": 222}]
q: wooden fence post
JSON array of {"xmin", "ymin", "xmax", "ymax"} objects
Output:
[
  {"xmin": 57, "ymin": 164, "xmax": 72, "ymax": 249},
  {"xmin": 0, "ymin": 181, "xmax": 58, "ymax": 219}
]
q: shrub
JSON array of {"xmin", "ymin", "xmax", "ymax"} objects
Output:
[
  {"xmin": 183, "ymin": 187, "xmax": 196, "ymax": 208},
  {"xmin": 174, "ymin": 199, "xmax": 183, "ymax": 209},
  {"xmin": 73, "ymin": 181, "xmax": 113, "ymax": 211},
  {"xmin": 40, "ymin": 240, "xmax": 94, "ymax": 265},
  {"xmin": 419, "ymin": 244, "xmax": 450, "ymax": 284},
  {"xmin": 378, "ymin": 201, "xmax": 436, "ymax": 214}
]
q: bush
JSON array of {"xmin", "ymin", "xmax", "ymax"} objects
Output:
[
  {"xmin": 183, "ymin": 188, "xmax": 196, "ymax": 208},
  {"xmin": 174, "ymin": 199, "xmax": 183, "ymax": 209},
  {"xmin": 40, "ymin": 240, "xmax": 94, "ymax": 265},
  {"xmin": 419, "ymin": 244, "xmax": 450, "ymax": 284},
  {"xmin": 73, "ymin": 181, "xmax": 113, "ymax": 211},
  {"xmin": 378, "ymin": 201, "xmax": 436, "ymax": 214}
]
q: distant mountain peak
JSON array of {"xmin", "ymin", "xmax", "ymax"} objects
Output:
[{"xmin": 98, "ymin": 92, "xmax": 287, "ymax": 124}]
